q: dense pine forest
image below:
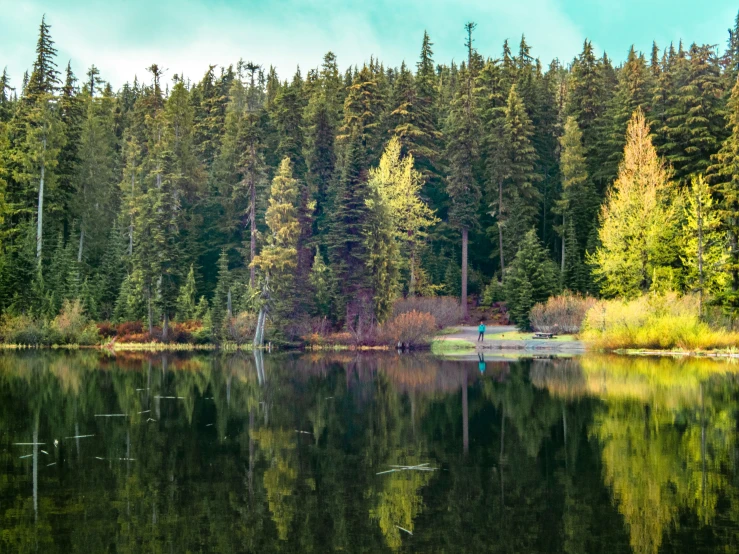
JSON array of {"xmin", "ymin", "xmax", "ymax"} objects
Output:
[{"xmin": 2, "ymin": 14, "xmax": 739, "ymax": 345}]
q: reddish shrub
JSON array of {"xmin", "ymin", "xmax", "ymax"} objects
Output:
[
  {"xmin": 530, "ymin": 293, "xmax": 596, "ymax": 334},
  {"xmin": 392, "ymin": 296, "xmax": 463, "ymax": 328},
  {"xmin": 97, "ymin": 322, "xmax": 116, "ymax": 339},
  {"xmin": 379, "ymin": 310, "xmax": 437, "ymax": 347}
]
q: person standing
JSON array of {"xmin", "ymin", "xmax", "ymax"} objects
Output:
[{"xmin": 478, "ymin": 320, "xmax": 486, "ymax": 342}]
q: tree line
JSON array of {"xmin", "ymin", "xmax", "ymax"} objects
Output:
[{"xmin": 2, "ymin": 14, "xmax": 739, "ymax": 339}]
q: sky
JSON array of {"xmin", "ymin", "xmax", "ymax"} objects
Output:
[{"xmin": 1, "ymin": 0, "xmax": 737, "ymax": 89}]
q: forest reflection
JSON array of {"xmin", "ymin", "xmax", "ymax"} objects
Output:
[{"xmin": 1, "ymin": 351, "xmax": 738, "ymax": 553}]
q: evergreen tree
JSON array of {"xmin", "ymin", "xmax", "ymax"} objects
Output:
[
  {"xmin": 211, "ymin": 248, "xmax": 232, "ymax": 337},
  {"xmin": 591, "ymin": 109, "xmax": 678, "ymax": 297},
  {"xmin": 252, "ymin": 157, "xmax": 300, "ymax": 322},
  {"xmin": 503, "ymin": 229, "xmax": 559, "ymax": 329},
  {"xmin": 710, "ymin": 76, "xmax": 739, "ymax": 318},
  {"xmin": 554, "ymin": 116, "xmax": 596, "ymax": 272},
  {"xmin": 497, "ymin": 84, "xmax": 541, "ymax": 266},
  {"xmin": 681, "ymin": 175, "xmax": 727, "ymax": 315},
  {"xmin": 444, "ymin": 59, "xmax": 480, "ymax": 317},
  {"xmin": 663, "ymin": 44, "xmax": 724, "ymax": 184},
  {"xmin": 327, "ymin": 131, "xmax": 374, "ymax": 329},
  {"xmin": 176, "ymin": 264, "xmax": 198, "ymax": 321}
]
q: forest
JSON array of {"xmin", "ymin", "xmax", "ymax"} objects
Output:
[{"xmin": 2, "ymin": 14, "xmax": 739, "ymax": 345}]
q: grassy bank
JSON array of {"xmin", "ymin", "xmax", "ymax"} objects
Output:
[{"xmin": 581, "ymin": 293, "xmax": 739, "ymax": 352}]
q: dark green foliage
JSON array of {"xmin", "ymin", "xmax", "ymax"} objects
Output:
[
  {"xmin": 2, "ymin": 15, "xmax": 739, "ymax": 341},
  {"xmin": 503, "ymin": 229, "xmax": 559, "ymax": 328}
]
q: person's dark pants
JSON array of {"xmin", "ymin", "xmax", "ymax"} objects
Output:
[{"xmin": 478, "ymin": 332, "xmax": 484, "ymax": 342}]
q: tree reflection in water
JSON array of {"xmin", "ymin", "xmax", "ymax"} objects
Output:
[{"xmin": 0, "ymin": 351, "xmax": 737, "ymax": 552}]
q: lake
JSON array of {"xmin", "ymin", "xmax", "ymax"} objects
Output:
[{"xmin": 1, "ymin": 351, "xmax": 738, "ymax": 553}]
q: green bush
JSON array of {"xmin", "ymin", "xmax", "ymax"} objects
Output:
[{"xmin": 0, "ymin": 314, "xmax": 48, "ymax": 345}]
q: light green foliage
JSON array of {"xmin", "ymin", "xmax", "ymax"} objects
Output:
[
  {"xmin": 680, "ymin": 175, "xmax": 728, "ymax": 302},
  {"xmin": 591, "ymin": 109, "xmax": 679, "ymax": 298}
]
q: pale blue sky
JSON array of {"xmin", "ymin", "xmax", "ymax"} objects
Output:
[{"xmin": 1, "ymin": 0, "xmax": 737, "ymax": 89}]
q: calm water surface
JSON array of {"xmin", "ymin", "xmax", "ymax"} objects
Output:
[{"xmin": 1, "ymin": 351, "xmax": 738, "ymax": 553}]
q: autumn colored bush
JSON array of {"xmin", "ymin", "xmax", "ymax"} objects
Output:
[
  {"xmin": 379, "ymin": 310, "xmax": 437, "ymax": 347},
  {"xmin": 392, "ymin": 296, "xmax": 462, "ymax": 329},
  {"xmin": 581, "ymin": 293, "xmax": 739, "ymax": 350},
  {"xmin": 48, "ymin": 300, "xmax": 100, "ymax": 345},
  {"xmin": 224, "ymin": 312, "xmax": 258, "ymax": 345},
  {"xmin": 529, "ymin": 293, "xmax": 596, "ymax": 334}
]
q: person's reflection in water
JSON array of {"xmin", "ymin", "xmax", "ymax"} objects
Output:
[{"xmin": 478, "ymin": 352, "xmax": 486, "ymax": 374}]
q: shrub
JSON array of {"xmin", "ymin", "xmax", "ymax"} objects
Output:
[
  {"xmin": 224, "ymin": 312, "xmax": 258, "ymax": 345},
  {"xmin": 392, "ymin": 296, "xmax": 463, "ymax": 328},
  {"xmin": 49, "ymin": 299, "xmax": 100, "ymax": 345},
  {"xmin": 379, "ymin": 310, "xmax": 437, "ymax": 347},
  {"xmin": 0, "ymin": 314, "xmax": 47, "ymax": 345},
  {"xmin": 581, "ymin": 293, "xmax": 739, "ymax": 351},
  {"xmin": 530, "ymin": 293, "xmax": 596, "ymax": 334}
]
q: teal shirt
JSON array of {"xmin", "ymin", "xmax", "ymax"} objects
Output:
[{"xmin": 478, "ymin": 324, "xmax": 486, "ymax": 333}]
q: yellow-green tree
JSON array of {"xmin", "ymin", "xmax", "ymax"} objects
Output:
[
  {"xmin": 591, "ymin": 109, "xmax": 678, "ymax": 297},
  {"xmin": 252, "ymin": 157, "xmax": 300, "ymax": 317},
  {"xmin": 680, "ymin": 175, "xmax": 728, "ymax": 314},
  {"xmin": 367, "ymin": 136, "xmax": 438, "ymax": 295}
]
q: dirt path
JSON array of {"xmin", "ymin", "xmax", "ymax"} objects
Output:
[{"xmin": 436, "ymin": 326, "xmax": 586, "ymax": 354}]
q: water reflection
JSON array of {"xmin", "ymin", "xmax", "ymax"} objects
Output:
[{"xmin": 0, "ymin": 351, "xmax": 738, "ymax": 552}]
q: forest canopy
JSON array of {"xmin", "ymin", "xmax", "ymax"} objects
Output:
[{"xmin": 2, "ymin": 13, "xmax": 739, "ymax": 341}]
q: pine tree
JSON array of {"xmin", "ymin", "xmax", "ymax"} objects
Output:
[
  {"xmin": 445, "ymin": 54, "xmax": 481, "ymax": 317},
  {"xmin": 327, "ymin": 131, "xmax": 374, "ymax": 328},
  {"xmin": 309, "ymin": 248, "xmax": 334, "ymax": 319},
  {"xmin": 502, "ymin": 229, "xmax": 558, "ymax": 329},
  {"xmin": 339, "ymin": 64, "xmax": 384, "ymax": 166},
  {"xmin": 368, "ymin": 137, "xmax": 438, "ymax": 295},
  {"xmin": 597, "ymin": 47, "xmax": 652, "ymax": 189},
  {"xmin": 176, "ymin": 264, "xmax": 198, "ymax": 321},
  {"xmin": 211, "ymin": 248, "xmax": 232, "ymax": 337},
  {"xmin": 252, "ymin": 157, "xmax": 300, "ymax": 321},
  {"xmin": 498, "ymin": 84, "xmax": 541, "ymax": 265},
  {"xmin": 561, "ymin": 218, "xmax": 587, "ymax": 292},
  {"xmin": 710, "ymin": 76, "xmax": 739, "ymax": 318},
  {"xmin": 554, "ymin": 116, "xmax": 596, "ymax": 272},
  {"xmin": 591, "ymin": 109, "xmax": 678, "ymax": 297},
  {"xmin": 26, "ymin": 16, "xmax": 60, "ymax": 98},
  {"xmin": 681, "ymin": 175, "xmax": 727, "ymax": 315},
  {"xmin": 663, "ymin": 44, "xmax": 724, "ymax": 184}
]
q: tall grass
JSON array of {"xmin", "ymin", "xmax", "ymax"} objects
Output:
[{"xmin": 581, "ymin": 293, "xmax": 739, "ymax": 351}]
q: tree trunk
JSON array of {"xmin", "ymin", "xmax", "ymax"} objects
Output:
[
  {"xmin": 78, "ymin": 227, "xmax": 84, "ymax": 263},
  {"xmin": 36, "ymin": 159, "xmax": 45, "ymax": 263},
  {"xmin": 498, "ymin": 179, "xmax": 505, "ymax": 273},
  {"xmin": 227, "ymin": 289, "xmax": 232, "ymax": 318},
  {"xmin": 461, "ymin": 228, "xmax": 469, "ymax": 319},
  {"xmin": 409, "ymin": 249, "xmax": 417, "ymax": 296},
  {"xmin": 561, "ymin": 214, "xmax": 565, "ymax": 273},
  {"xmin": 162, "ymin": 312, "xmax": 169, "ymax": 341},
  {"xmin": 129, "ymin": 172, "xmax": 134, "ymax": 255},
  {"xmin": 697, "ymin": 193, "xmax": 704, "ymax": 319},
  {"xmin": 249, "ymin": 145, "xmax": 257, "ymax": 288},
  {"xmin": 147, "ymin": 286, "xmax": 153, "ymax": 334}
]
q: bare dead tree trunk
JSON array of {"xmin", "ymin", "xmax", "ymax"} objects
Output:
[
  {"xmin": 461, "ymin": 228, "xmax": 469, "ymax": 319},
  {"xmin": 162, "ymin": 312, "xmax": 169, "ymax": 341}
]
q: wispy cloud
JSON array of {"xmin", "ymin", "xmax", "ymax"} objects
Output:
[{"xmin": 0, "ymin": 0, "xmax": 734, "ymax": 89}]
